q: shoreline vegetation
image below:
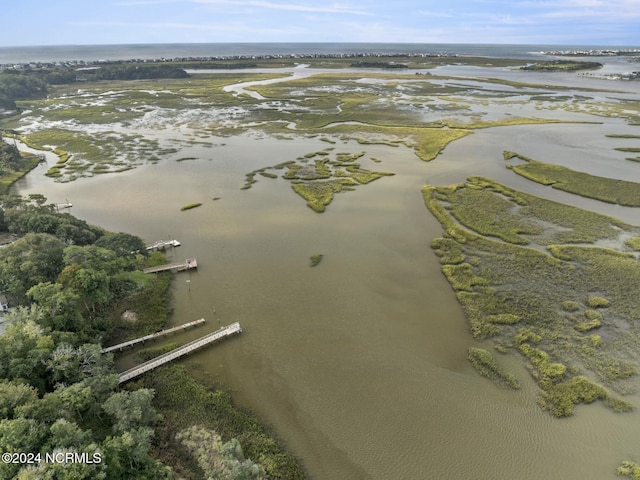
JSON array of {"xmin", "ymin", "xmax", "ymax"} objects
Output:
[
  {"xmin": 0, "ymin": 193, "xmax": 307, "ymax": 479},
  {"xmin": 468, "ymin": 347, "xmax": 520, "ymax": 389},
  {"xmin": 520, "ymin": 60, "xmax": 603, "ymax": 72},
  {"xmin": 0, "ymin": 136, "xmax": 43, "ymax": 193},
  {"xmin": 503, "ymin": 151, "xmax": 640, "ymax": 206}
]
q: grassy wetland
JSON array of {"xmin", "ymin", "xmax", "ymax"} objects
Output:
[
  {"xmin": 424, "ymin": 177, "xmax": 640, "ymax": 417},
  {"xmin": 4, "ymin": 54, "xmax": 640, "ymax": 479},
  {"xmin": 504, "ymin": 151, "xmax": 640, "ymax": 206}
]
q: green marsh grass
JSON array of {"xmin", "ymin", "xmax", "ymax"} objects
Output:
[
  {"xmin": 180, "ymin": 202, "xmax": 202, "ymax": 211},
  {"xmin": 468, "ymin": 347, "xmax": 520, "ymax": 389},
  {"xmin": 625, "ymin": 237, "xmax": 640, "ymax": 250},
  {"xmin": 505, "ymin": 151, "xmax": 640, "ymax": 206},
  {"xmin": 244, "ymin": 150, "xmax": 395, "ymax": 212},
  {"xmin": 0, "ymin": 154, "xmax": 41, "ymax": 194},
  {"xmin": 423, "ymin": 178, "xmax": 640, "ymax": 417},
  {"xmin": 309, "ymin": 254, "xmax": 324, "ymax": 267}
]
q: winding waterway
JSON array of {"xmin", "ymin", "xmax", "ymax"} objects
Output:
[{"xmin": 11, "ymin": 69, "xmax": 640, "ymax": 479}]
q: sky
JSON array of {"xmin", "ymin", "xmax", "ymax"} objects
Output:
[{"xmin": 1, "ymin": 0, "xmax": 640, "ymax": 47}]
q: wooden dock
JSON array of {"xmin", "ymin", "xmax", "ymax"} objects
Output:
[
  {"xmin": 118, "ymin": 322, "xmax": 242, "ymax": 384},
  {"xmin": 55, "ymin": 202, "xmax": 73, "ymax": 211},
  {"xmin": 146, "ymin": 239, "xmax": 181, "ymax": 251},
  {"xmin": 143, "ymin": 257, "xmax": 197, "ymax": 274},
  {"xmin": 102, "ymin": 318, "xmax": 206, "ymax": 354}
]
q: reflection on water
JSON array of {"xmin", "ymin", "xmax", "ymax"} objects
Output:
[{"xmin": 13, "ymin": 123, "xmax": 640, "ymax": 479}]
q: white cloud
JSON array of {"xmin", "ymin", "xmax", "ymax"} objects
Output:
[{"xmin": 193, "ymin": 0, "xmax": 372, "ymax": 15}]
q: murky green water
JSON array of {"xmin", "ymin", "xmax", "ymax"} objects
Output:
[{"xmin": 12, "ymin": 112, "xmax": 640, "ymax": 479}]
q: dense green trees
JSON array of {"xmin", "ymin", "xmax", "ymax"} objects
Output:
[
  {"xmin": 176, "ymin": 426, "xmax": 266, "ymax": 480},
  {"xmin": 0, "ymin": 142, "xmax": 23, "ymax": 172},
  {"xmin": 91, "ymin": 65, "xmax": 189, "ymax": 81},
  {"xmin": 2, "ymin": 194, "xmax": 102, "ymax": 244},
  {"xmin": 95, "ymin": 233, "xmax": 146, "ymax": 258},
  {"xmin": 1, "ymin": 64, "xmax": 187, "ymax": 116},
  {"xmin": 0, "ymin": 234, "xmax": 65, "ymax": 304},
  {"xmin": 0, "ymin": 194, "xmax": 171, "ymax": 479},
  {"xmin": 0, "ymin": 71, "xmax": 47, "ymax": 110}
]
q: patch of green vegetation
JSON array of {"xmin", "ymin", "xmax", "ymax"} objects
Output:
[
  {"xmin": 505, "ymin": 151, "xmax": 640, "ymax": 206},
  {"xmin": 606, "ymin": 134, "xmax": 640, "ymax": 139},
  {"xmin": 431, "ymin": 237, "xmax": 466, "ymax": 265},
  {"xmin": 180, "ymin": 202, "xmax": 202, "ymax": 211},
  {"xmin": 259, "ymin": 171, "xmax": 278, "ymax": 179},
  {"xmin": 574, "ymin": 309, "xmax": 602, "ymax": 332},
  {"xmin": 562, "ymin": 300, "xmax": 580, "ymax": 312},
  {"xmin": 243, "ymin": 149, "xmax": 395, "ymax": 213},
  {"xmin": 0, "ymin": 145, "xmax": 41, "ymax": 193},
  {"xmin": 615, "ymin": 147, "xmax": 640, "ymax": 153},
  {"xmin": 309, "ymin": 254, "xmax": 324, "ymax": 267},
  {"xmin": 587, "ymin": 296, "xmax": 610, "ymax": 308},
  {"xmin": 618, "ymin": 460, "xmax": 640, "ymax": 479},
  {"xmin": 134, "ymin": 364, "xmax": 307, "ymax": 480},
  {"xmin": 107, "ymin": 271, "xmax": 173, "ymax": 341},
  {"xmin": 17, "ymin": 129, "xmax": 166, "ymax": 181},
  {"xmin": 625, "ymin": 236, "xmax": 640, "ymax": 250},
  {"xmin": 292, "ymin": 181, "xmax": 346, "ymax": 213},
  {"xmin": 423, "ymin": 178, "xmax": 640, "ymax": 417},
  {"xmin": 136, "ymin": 342, "xmax": 181, "ymax": 362},
  {"xmin": 521, "ymin": 60, "xmax": 603, "ymax": 72},
  {"xmin": 487, "ymin": 314, "xmax": 521, "ymax": 325},
  {"xmin": 468, "ymin": 347, "xmax": 520, "ymax": 389},
  {"xmin": 442, "ymin": 263, "xmax": 488, "ymax": 292},
  {"xmin": 439, "ymin": 183, "xmax": 541, "ymax": 244},
  {"xmin": 431, "ymin": 176, "xmax": 632, "ymax": 246}
]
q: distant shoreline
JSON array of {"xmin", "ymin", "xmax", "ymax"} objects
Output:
[
  {"xmin": 3, "ymin": 42, "xmax": 640, "ymax": 65},
  {"xmin": 3, "ymin": 47, "xmax": 638, "ymax": 71},
  {"xmin": 0, "ymin": 51, "xmax": 463, "ymax": 70}
]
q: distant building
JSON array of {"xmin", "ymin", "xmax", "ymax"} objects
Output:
[{"xmin": 0, "ymin": 294, "xmax": 8, "ymax": 312}]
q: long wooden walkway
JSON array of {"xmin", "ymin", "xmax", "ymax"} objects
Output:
[
  {"xmin": 102, "ymin": 318, "xmax": 206, "ymax": 354},
  {"xmin": 143, "ymin": 257, "xmax": 197, "ymax": 274},
  {"xmin": 118, "ymin": 322, "xmax": 242, "ymax": 384}
]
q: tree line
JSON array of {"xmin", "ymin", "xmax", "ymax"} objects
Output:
[{"xmin": 0, "ymin": 64, "xmax": 188, "ymax": 111}]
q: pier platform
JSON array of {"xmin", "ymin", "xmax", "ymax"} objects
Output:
[{"xmin": 118, "ymin": 322, "xmax": 242, "ymax": 384}]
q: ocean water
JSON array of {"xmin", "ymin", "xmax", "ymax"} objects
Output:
[{"xmin": 1, "ymin": 42, "xmax": 639, "ymax": 64}]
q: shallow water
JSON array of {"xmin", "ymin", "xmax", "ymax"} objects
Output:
[{"xmin": 12, "ymin": 114, "xmax": 640, "ymax": 479}]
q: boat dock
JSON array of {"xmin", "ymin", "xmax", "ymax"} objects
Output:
[
  {"xmin": 118, "ymin": 322, "xmax": 242, "ymax": 384},
  {"xmin": 102, "ymin": 318, "xmax": 206, "ymax": 354},
  {"xmin": 143, "ymin": 257, "xmax": 197, "ymax": 274},
  {"xmin": 55, "ymin": 202, "xmax": 73, "ymax": 211},
  {"xmin": 146, "ymin": 239, "xmax": 181, "ymax": 251}
]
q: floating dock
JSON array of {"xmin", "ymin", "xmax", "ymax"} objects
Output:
[
  {"xmin": 146, "ymin": 239, "xmax": 181, "ymax": 251},
  {"xmin": 102, "ymin": 318, "xmax": 206, "ymax": 354},
  {"xmin": 143, "ymin": 257, "xmax": 197, "ymax": 274},
  {"xmin": 118, "ymin": 322, "xmax": 242, "ymax": 384}
]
